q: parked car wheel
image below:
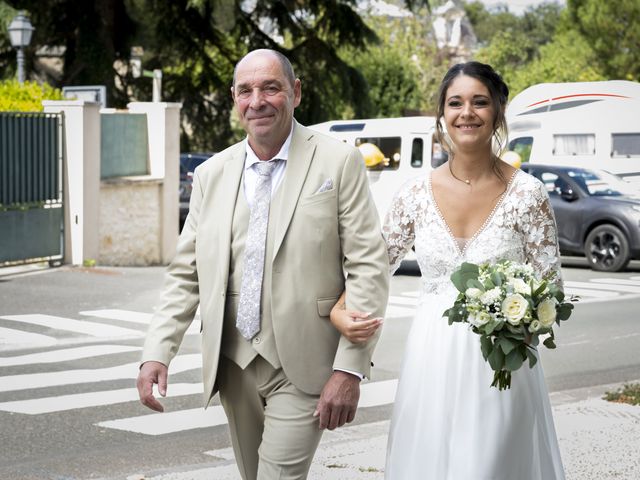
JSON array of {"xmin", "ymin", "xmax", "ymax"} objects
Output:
[{"xmin": 584, "ymin": 224, "xmax": 631, "ymax": 272}]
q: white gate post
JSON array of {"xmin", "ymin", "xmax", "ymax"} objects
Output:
[{"xmin": 43, "ymin": 100, "xmax": 101, "ymax": 265}]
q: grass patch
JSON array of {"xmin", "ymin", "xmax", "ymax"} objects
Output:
[{"xmin": 603, "ymin": 383, "xmax": 640, "ymax": 406}]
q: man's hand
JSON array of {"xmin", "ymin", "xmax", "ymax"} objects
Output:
[
  {"xmin": 313, "ymin": 371, "xmax": 360, "ymax": 430},
  {"xmin": 136, "ymin": 361, "xmax": 168, "ymax": 412}
]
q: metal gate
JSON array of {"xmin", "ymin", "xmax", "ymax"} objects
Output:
[{"xmin": 0, "ymin": 112, "xmax": 64, "ymax": 265}]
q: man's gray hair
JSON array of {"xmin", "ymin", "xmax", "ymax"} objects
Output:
[{"xmin": 232, "ymin": 49, "xmax": 296, "ymax": 88}]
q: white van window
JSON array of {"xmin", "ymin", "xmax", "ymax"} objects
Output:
[
  {"xmin": 508, "ymin": 137, "xmax": 533, "ymax": 163},
  {"xmin": 411, "ymin": 138, "xmax": 424, "ymax": 168},
  {"xmin": 553, "ymin": 134, "xmax": 595, "ymax": 155},
  {"xmin": 356, "ymin": 137, "xmax": 401, "ymax": 170},
  {"xmin": 612, "ymin": 133, "xmax": 640, "ymax": 157}
]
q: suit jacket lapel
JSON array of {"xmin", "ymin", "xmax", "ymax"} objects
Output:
[
  {"xmin": 273, "ymin": 122, "xmax": 316, "ymax": 257},
  {"xmin": 216, "ymin": 144, "xmax": 245, "ymax": 284}
]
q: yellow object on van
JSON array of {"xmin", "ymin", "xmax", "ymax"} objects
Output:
[
  {"xmin": 358, "ymin": 142, "xmax": 385, "ymax": 168},
  {"xmin": 502, "ymin": 150, "xmax": 522, "ymax": 169}
]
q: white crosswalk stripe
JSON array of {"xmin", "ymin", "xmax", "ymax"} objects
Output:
[
  {"xmin": 0, "ymin": 353, "xmax": 201, "ymax": 393},
  {"xmin": 0, "ymin": 314, "xmax": 143, "ymax": 337},
  {"xmin": 0, "ymin": 383, "xmax": 202, "ymax": 414},
  {"xmin": 0, "ymin": 345, "xmax": 140, "ymax": 367},
  {"xmin": 80, "ymin": 308, "xmax": 201, "ymax": 335}
]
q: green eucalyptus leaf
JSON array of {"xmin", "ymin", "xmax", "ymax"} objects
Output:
[
  {"xmin": 499, "ymin": 337, "xmax": 517, "ymax": 355},
  {"xmin": 543, "ymin": 337, "xmax": 556, "ymax": 349},
  {"xmin": 505, "ymin": 348, "xmax": 525, "ymax": 371},
  {"xmin": 450, "ymin": 263, "xmax": 480, "ymax": 292},
  {"xmin": 488, "ymin": 346, "xmax": 505, "ymax": 371},
  {"xmin": 480, "ymin": 335, "xmax": 493, "ymax": 360}
]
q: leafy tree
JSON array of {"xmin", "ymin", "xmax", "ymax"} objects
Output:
[
  {"xmin": 472, "ymin": 3, "xmax": 601, "ymax": 97},
  {"xmin": 567, "ymin": 0, "xmax": 640, "ymax": 81},
  {"xmin": 507, "ymin": 29, "xmax": 605, "ymax": 95},
  {"xmin": 341, "ymin": 12, "xmax": 446, "ymax": 118}
]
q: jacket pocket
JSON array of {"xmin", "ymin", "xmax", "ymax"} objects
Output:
[{"xmin": 317, "ymin": 296, "xmax": 340, "ymax": 317}]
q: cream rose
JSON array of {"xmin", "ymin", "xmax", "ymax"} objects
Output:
[
  {"xmin": 537, "ymin": 298, "xmax": 557, "ymax": 328},
  {"xmin": 465, "ymin": 287, "xmax": 483, "ymax": 299},
  {"xmin": 510, "ymin": 278, "xmax": 530, "ymax": 296},
  {"xmin": 502, "ymin": 293, "xmax": 529, "ymax": 325}
]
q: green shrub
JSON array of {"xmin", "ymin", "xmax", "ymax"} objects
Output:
[{"xmin": 0, "ymin": 79, "xmax": 64, "ymax": 112}]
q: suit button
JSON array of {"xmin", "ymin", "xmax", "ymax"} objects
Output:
[{"xmin": 253, "ymin": 336, "xmax": 261, "ymax": 344}]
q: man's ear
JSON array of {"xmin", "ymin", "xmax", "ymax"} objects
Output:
[{"xmin": 293, "ymin": 78, "xmax": 302, "ymax": 107}]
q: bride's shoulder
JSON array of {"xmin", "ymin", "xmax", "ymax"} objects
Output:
[
  {"xmin": 396, "ymin": 173, "xmax": 430, "ymax": 197},
  {"xmin": 513, "ymin": 168, "xmax": 544, "ymax": 192}
]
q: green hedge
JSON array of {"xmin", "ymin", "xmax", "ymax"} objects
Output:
[{"xmin": 0, "ymin": 79, "xmax": 64, "ymax": 112}]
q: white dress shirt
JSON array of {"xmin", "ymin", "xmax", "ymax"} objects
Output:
[{"xmin": 242, "ymin": 125, "xmax": 292, "ymax": 204}]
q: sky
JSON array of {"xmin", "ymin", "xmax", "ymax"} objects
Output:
[{"xmin": 479, "ymin": 0, "xmax": 566, "ymax": 15}]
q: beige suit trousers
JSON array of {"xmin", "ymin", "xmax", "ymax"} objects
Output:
[{"xmin": 217, "ymin": 355, "xmax": 324, "ymax": 480}]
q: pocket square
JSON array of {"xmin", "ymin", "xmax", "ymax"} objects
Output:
[{"xmin": 316, "ymin": 178, "xmax": 334, "ymax": 194}]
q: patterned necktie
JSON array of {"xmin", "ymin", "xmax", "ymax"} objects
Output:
[{"xmin": 236, "ymin": 159, "xmax": 279, "ymax": 340}]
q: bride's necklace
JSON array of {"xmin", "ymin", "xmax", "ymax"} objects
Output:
[{"xmin": 449, "ymin": 161, "xmax": 472, "ymax": 186}]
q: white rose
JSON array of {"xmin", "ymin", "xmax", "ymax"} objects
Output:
[
  {"xmin": 510, "ymin": 278, "xmax": 530, "ymax": 296},
  {"xmin": 465, "ymin": 287, "xmax": 483, "ymax": 299},
  {"xmin": 501, "ymin": 293, "xmax": 529, "ymax": 325},
  {"xmin": 529, "ymin": 319, "xmax": 542, "ymax": 332},
  {"xmin": 469, "ymin": 310, "xmax": 491, "ymax": 327},
  {"xmin": 537, "ymin": 298, "xmax": 557, "ymax": 328},
  {"xmin": 480, "ymin": 287, "xmax": 502, "ymax": 305}
]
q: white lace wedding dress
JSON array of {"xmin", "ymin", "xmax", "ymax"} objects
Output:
[{"xmin": 383, "ymin": 170, "xmax": 565, "ymax": 480}]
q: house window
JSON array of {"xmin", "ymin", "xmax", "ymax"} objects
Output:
[
  {"xmin": 612, "ymin": 133, "xmax": 640, "ymax": 157},
  {"xmin": 553, "ymin": 134, "xmax": 595, "ymax": 155}
]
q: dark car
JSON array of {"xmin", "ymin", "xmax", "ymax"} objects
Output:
[
  {"xmin": 180, "ymin": 152, "xmax": 214, "ymax": 229},
  {"xmin": 521, "ymin": 164, "xmax": 640, "ymax": 272}
]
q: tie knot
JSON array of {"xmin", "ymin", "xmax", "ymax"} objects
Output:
[{"xmin": 254, "ymin": 159, "xmax": 279, "ymax": 177}]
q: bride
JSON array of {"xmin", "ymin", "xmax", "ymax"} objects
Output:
[{"xmin": 330, "ymin": 62, "xmax": 565, "ymax": 479}]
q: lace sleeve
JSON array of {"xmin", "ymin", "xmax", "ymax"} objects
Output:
[
  {"xmin": 382, "ymin": 179, "xmax": 421, "ymax": 275},
  {"xmin": 522, "ymin": 181, "xmax": 563, "ymax": 285}
]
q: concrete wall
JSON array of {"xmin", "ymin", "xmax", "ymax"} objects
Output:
[{"xmin": 98, "ymin": 177, "xmax": 162, "ymax": 266}]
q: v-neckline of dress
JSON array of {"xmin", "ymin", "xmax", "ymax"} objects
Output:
[{"xmin": 427, "ymin": 169, "xmax": 520, "ymax": 257}]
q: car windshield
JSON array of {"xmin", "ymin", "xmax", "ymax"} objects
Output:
[{"xmin": 566, "ymin": 168, "xmax": 639, "ymax": 197}]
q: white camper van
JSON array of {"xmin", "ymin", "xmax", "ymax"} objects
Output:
[
  {"xmin": 309, "ymin": 116, "xmax": 444, "ymax": 221},
  {"xmin": 506, "ymin": 80, "xmax": 640, "ymax": 184}
]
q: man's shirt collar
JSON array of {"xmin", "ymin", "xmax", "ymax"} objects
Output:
[{"xmin": 244, "ymin": 122, "xmax": 294, "ymax": 170}]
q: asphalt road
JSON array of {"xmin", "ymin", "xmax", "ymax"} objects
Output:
[{"xmin": 0, "ymin": 259, "xmax": 638, "ymax": 480}]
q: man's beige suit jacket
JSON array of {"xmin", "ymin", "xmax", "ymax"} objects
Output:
[{"xmin": 141, "ymin": 122, "xmax": 390, "ymax": 407}]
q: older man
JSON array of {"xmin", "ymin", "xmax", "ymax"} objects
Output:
[{"xmin": 136, "ymin": 49, "xmax": 389, "ymax": 480}]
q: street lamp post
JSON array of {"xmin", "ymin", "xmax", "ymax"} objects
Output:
[{"xmin": 8, "ymin": 11, "xmax": 35, "ymax": 84}]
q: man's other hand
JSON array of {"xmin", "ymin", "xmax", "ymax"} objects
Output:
[
  {"xmin": 313, "ymin": 371, "xmax": 360, "ymax": 430},
  {"xmin": 137, "ymin": 361, "xmax": 168, "ymax": 412}
]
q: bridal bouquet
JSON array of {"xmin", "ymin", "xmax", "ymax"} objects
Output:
[{"xmin": 443, "ymin": 260, "xmax": 575, "ymax": 390}]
